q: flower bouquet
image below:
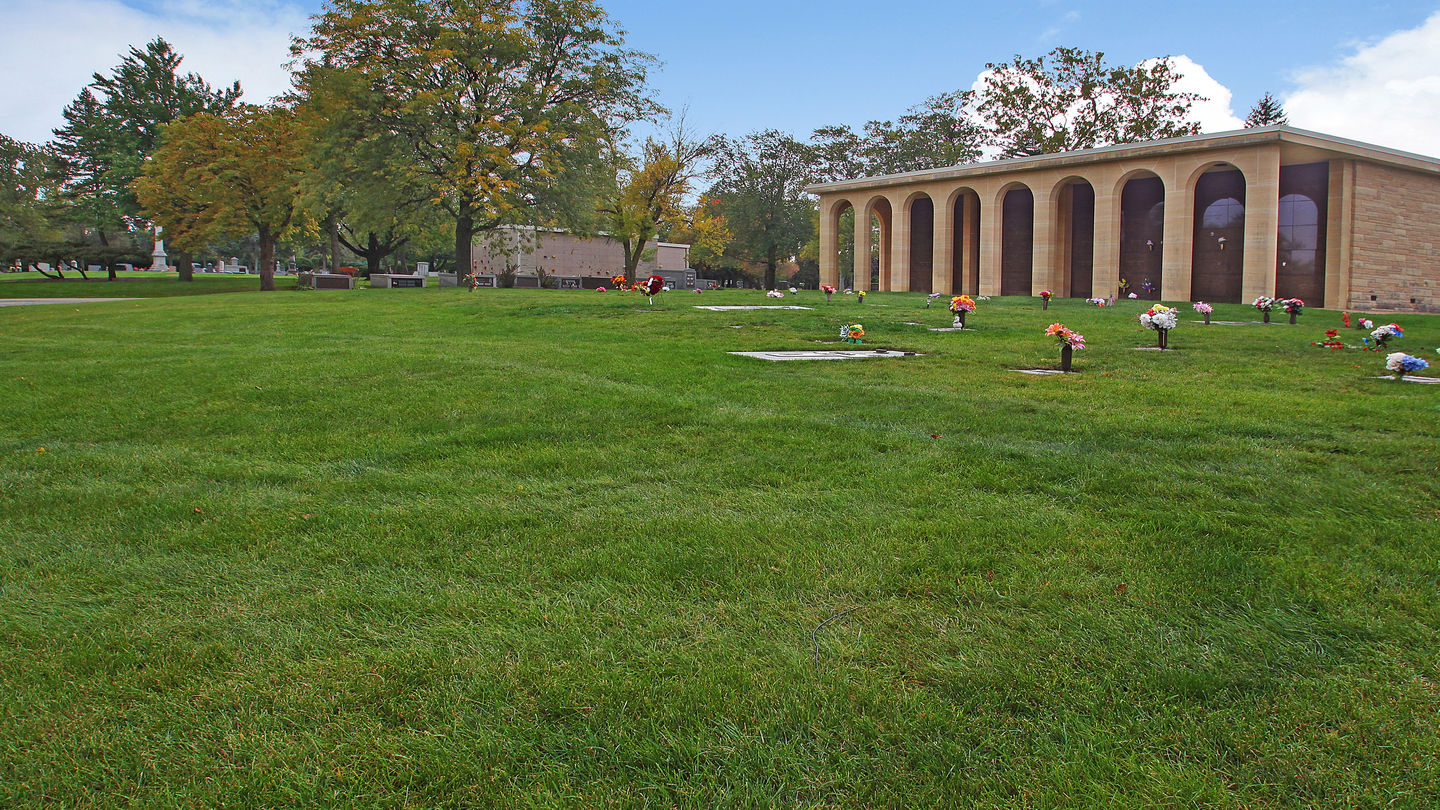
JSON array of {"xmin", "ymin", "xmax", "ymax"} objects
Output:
[
  {"xmin": 1045, "ymin": 322, "xmax": 1085, "ymax": 372},
  {"xmin": 639, "ymin": 274, "xmax": 665, "ymax": 304},
  {"xmin": 821, "ymin": 284, "xmax": 837, "ymax": 302},
  {"xmin": 464, "ymin": 272, "xmax": 483, "ymax": 292},
  {"xmin": 1252, "ymin": 296, "xmax": 1275, "ymax": 322},
  {"xmin": 1128, "ymin": 293, "xmax": 1138, "ymax": 299},
  {"xmin": 1281, "ymin": 297, "xmax": 1304, "ymax": 324},
  {"xmin": 1140, "ymin": 278, "xmax": 1155, "ymax": 298},
  {"xmin": 1139, "ymin": 303, "xmax": 1179, "ymax": 349},
  {"xmin": 1366, "ymin": 323, "xmax": 1403, "ymax": 350},
  {"xmin": 1341, "ymin": 311, "xmax": 1352, "ymax": 328},
  {"xmin": 857, "ymin": 290, "xmax": 866, "ymax": 303},
  {"xmin": 1360, "ymin": 318, "xmax": 1374, "ymax": 330},
  {"xmin": 765, "ymin": 289, "xmax": 785, "ymax": 299},
  {"xmin": 1311, "ymin": 328, "xmax": 1345, "ymax": 350},
  {"xmin": 841, "ymin": 323, "xmax": 865, "ymax": 344},
  {"xmin": 926, "ymin": 292, "xmax": 942, "ymax": 308},
  {"xmin": 1085, "ymin": 297, "xmax": 1107, "ymax": 307},
  {"xmin": 949, "ymin": 295, "xmax": 976, "ymax": 328},
  {"xmin": 1385, "ymin": 352, "xmax": 1428, "ymax": 379},
  {"xmin": 1039, "ymin": 289, "xmax": 1053, "ymax": 310},
  {"xmin": 1193, "ymin": 301, "xmax": 1213, "ymax": 324}
]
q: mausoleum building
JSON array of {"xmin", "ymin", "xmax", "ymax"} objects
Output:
[
  {"xmin": 473, "ymin": 226, "xmax": 690, "ymax": 287},
  {"xmin": 809, "ymin": 126, "xmax": 1440, "ymax": 311}
]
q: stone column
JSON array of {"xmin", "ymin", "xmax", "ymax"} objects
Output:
[
  {"xmin": 1324, "ymin": 159, "xmax": 1355, "ymax": 309},
  {"xmin": 962, "ymin": 193, "xmax": 979, "ymax": 294},
  {"xmin": 1092, "ymin": 185, "xmax": 1122, "ymax": 298},
  {"xmin": 933, "ymin": 190, "xmax": 955, "ymax": 295},
  {"xmin": 819, "ymin": 199, "xmax": 839, "ymax": 289},
  {"xmin": 1242, "ymin": 144, "xmax": 1281, "ymax": 302},
  {"xmin": 853, "ymin": 205, "xmax": 873, "ymax": 292},
  {"xmin": 1161, "ymin": 168, "xmax": 1195, "ymax": 301},
  {"xmin": 978, "ymin": 187, "xmax": 1004, "ymax": 297},
  {"xmin": 889, "ymin": 197, "xmax": 910, "ymax": 292},
  {"xmin": 1030, "ymin": 188, "xmax": 1055, "ymax": 296}
]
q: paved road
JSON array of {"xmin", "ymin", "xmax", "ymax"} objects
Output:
[{"xmin": 0, "ymin": 298, "xmax": 141, "ymax": 307}]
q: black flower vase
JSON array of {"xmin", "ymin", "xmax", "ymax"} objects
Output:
[
  {"xmin": 1289, "ymin": 312, "xmax": 1297, "ymax": 325},
  {"xmin": 1158, "ymin": 329, "xmax": 1169, "ymax": 350},
  {"xmin": 1060, "ymin": 345, "xmax": 1072, "ymax": 372},
  {"xmin": 1042, "ymin": 298, "xmax": 1049, "ymax": 311},
  {"xmin": 1204, "ymin": 312, "xmax": 1211, "ymax": 325},
  {"xmin": 1263, "ymin": 311, "xmax": 1270, "ymax": 323},
  {"xmin": 958, "ymin": 311, "xmax": 967, "ymax": 328}
]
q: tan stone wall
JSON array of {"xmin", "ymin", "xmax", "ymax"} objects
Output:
[
  {"xmin": 473, "ymin": 231, "xmax": 683, "ymax": 278},
  {"xmin": 1348, "ymin": 163, "xmax": 1440, "ymax": 311}
]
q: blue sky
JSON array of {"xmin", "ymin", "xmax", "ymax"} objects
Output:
[{"xmin": 4, "ymin": 0, "xmax": 1440, "ymax": 155}]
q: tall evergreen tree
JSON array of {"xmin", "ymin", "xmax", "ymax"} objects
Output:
[
  {"xmin": 1245, "ymin": 92, "xmax": 1290, "ymax": 128},
  {"xmin": 51, "ymin": 38, "xmax": 240, "ymax": 278}
]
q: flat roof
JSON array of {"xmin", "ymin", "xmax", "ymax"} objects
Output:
[{"xmin": 805, "ymin": 125, "xmax": 1440, "ymax": 195}]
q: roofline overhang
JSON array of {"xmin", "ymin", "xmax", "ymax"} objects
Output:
[{"xmin": 804, "ymin": 125, "xmax": 1440, "ymax": 195}]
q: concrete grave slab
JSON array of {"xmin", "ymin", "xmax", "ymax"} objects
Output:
[
  {"xmin": 0, "ymin": 298, "xmax": 140, "ymax": 307},
  {"xmin": 694, "ymin": 305, "xmax": 815, "ymax": 311},
  {"xmin": 729, "ymin": 349, "xmax": 918, "ymax": 361},
  {"xmin": 1372, "ymin": 376, "xmax": 1440, "ymax": 383},
  {"xmin": 1012, "ymin": 369, "xmax": 1072, "ymax": 375}
]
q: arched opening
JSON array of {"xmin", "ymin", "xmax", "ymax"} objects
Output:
[
  {"xmin": 830, "ymin": 200, "xmax": 855, "ymax": 290},
  {"xmin": 1001, "ymin": 185, "xmax": 1034, "ymax": 296},
  {"xmin": 1190, "ymin": 167, "xmax": 1246, "ymax": 303},
  {"xmin": 1054, "ymin": 178, "xmax": 1095, "ymax": 298},
  {"xmin": 870, "ymin": 198, "xmax": 892, "ymax": 290},
  {"xmin": 1276, "ymin": 162, "xmax": 1329, "ymax": 303},
  {"xmin": 949, "ymin": 189, "xmax": 980, "ymax": 295},
  {"xmin": 907, "ymin": 193, "xmax": 934, "ymax": 293},
  {"xmin": 1119, "ymin": 174, "xmax": 1164, "ymax": 299}
]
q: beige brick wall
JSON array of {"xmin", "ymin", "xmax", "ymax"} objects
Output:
[
  {"xmin": 473, "ymin": 231, "xmax": 686, "ymax": 277},
  {"xmin": 1349, "ymin": 163, "xmax": 1440, "ymax": 312}
]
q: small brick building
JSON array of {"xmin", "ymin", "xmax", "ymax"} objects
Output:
[
  {"xmin": 472, "ymin": 227, "xmax": 690, "ymax": 286},
  {"xmin": 808, "ymin": 125, "xmax": 1440, "ymax": 311}
]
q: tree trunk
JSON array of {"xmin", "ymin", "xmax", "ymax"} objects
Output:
[
  {"xmin": 259, "ymin": 226, "xmax": 276, "ymax": 292},
  {"xmin": 454, "ymin": 206, "xmax": 474, "ymax": 281},
  {"xmin": 175, "ymin": 250, "xmax": 193, "ymax": 282},
  {"xmin": 328, "ymin": 218, "xmax": 341, "ymax": 272},
  {"xmin": 623, "ymin": 238, "xmax": 644, "ymax": 283},
  {"xmin": 765, "ymin": 244, "xmax": 778, "ymax": 290}
]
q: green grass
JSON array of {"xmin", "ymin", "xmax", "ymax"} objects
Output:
[
  {"xmin": 0, "ymin": 270, "xmax": 296, "ymax": 297},
  {"xmin": 1, "ymin": 286, "xmax": 1437, "ymax": 808}
]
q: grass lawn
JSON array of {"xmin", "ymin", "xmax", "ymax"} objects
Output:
[
  {"xmin": 0, "ymin": 270, "xmax": 296, "ymax": 298},
  {"xmin": 1, "ymin": 286, "xmax": 1437, "ymax": 807}
]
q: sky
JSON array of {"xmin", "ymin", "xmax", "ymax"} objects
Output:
[{"xmin": 3, "ymin": 0, "xmax": 1440, "ymax": 158}]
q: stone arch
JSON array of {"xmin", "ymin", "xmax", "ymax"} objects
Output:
[
  {"xmin": 1190, "ymin": 162, "xmax": 1247, "ymax": 303},
  {"xmin": 826, "ymin": 197, "xmax": 856, "ymax": 290},
  {"xmin": 996, "ymin": 181, "xmax": 1035, "ymax": 296},
  {"xmin": 859, "ymin": 195, "xmax": 893, "ymax": 292},
  {"xmin": 1050, "ymin": 175, "xmax": 1097, "ymax": 298},
  {"xmin": 943, "ymin": 186, "xmax": 981, "ymax": 295},
  {"xmin": 1275, "ymin": 162, "xmax": 1330, "ymax": 303},
  {"xmin": 901, "ymin": 191, "xmax": 935, "ymax": 293},
  {"xmin": 1116, "ymin": 170, "xmax": 1165, "ymax": 299}
]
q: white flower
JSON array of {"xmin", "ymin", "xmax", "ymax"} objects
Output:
[{"xmin": 1128, "ymin": 293, "xmax": 1138, "ymax": 299}]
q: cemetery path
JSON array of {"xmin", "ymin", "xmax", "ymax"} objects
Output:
[{"xmin": 0, "ymin": 298, "xmax": 142, "ymax": 307}]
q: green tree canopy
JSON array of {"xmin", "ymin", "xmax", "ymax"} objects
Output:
[
  {"xmin": 294, "ymin": 0, "xmax": 658, "ymax": 278},
  {"xmin": 812, "ymin": 91, "xmax": 984, "ymax": 181},
  {"xmin": 51, "ymin": 37, "xmax": 240, "ymax": 266},
  {"xmin": 710, "ymin": 131, "xmax": 814, "ymax": 290},
  {"xmin": 601, "ymin": 119, "xmax": 722, "ymax": 281},
  {"xmin": 136, "ymin": 105, "xmax": 308, "ymax": 291},
  {"xmin": 974, "ymin": 47, "xmax": 1204, "ymax": 157}
]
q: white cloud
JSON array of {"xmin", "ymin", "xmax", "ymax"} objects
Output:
[
  {"xmin": 1285, "ymin": 11, "xmax": 1440, "ymax": 156},
  {"xmin": 0, "ymin": 0, "xmax": 311, "ymax": 144},
  {"xmin": 1156, "ymin": 55, "xmax": 1245, "ymax": 134}
]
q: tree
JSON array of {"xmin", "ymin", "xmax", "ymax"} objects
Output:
[
  {"xmin": 1245, "ymin": 92, "xmax": 1289, "ymax": 128},
  {"xmin": 294, "ymin": 0, "xmax": 657, "ymax": 281},
  {"xmin": 601, "ymin": 119, "xmax": 720, "ymax": 281},
  {"xmin": 0, "ymin": 136, "xmax": 60, "ymax": 256},
  {"xmin": 709, "ymin": 131, "xmax": 814, "ymax": 290},
  {"xmin": 811, "ymin": 91, "xmax": 984, "ymax": 181},
  {"xmin": 135, "ymin": 105, "xmax": 308, "ymax": 291},
  {"xmin": 973, "ymin": 47, "xmax": 1203, "ymax": 157},
  {"xmin": 51, "ymin": 38, "xmax": 240, "ymax": 280}
]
